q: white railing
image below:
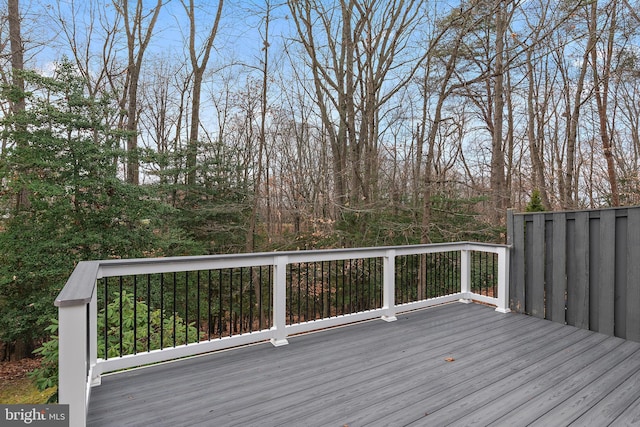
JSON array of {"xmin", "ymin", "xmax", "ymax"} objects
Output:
[{"xmin": 55, "ymin": 242, "xmax": 510, "ymax": 427}]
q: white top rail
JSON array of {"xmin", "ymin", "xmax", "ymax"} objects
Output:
[{"xmin": 55, "ymin": 241, "xmax": 508, "ymax": 307}]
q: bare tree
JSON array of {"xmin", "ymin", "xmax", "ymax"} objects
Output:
[
  {"xmin": 288, "ymin": 0, "xmax": 429, "ymax": 213},
  {"xmin": 50, "ymin": 0, "xmax": 122, "ymax": 98},
  {"xmin": 182, "ymin": 0, "xmax": 224, "ymax": 188},
  {"xmin": 589, "ymin": 0, "xmax": 620, "ymax": 206},
  {"xmin": 112, "ymin": 0, "xmax": 163, "ymax": 185}
]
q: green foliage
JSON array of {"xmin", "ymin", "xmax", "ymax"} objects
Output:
[
  {"xmin": 29, "ymin": 291, "xmax": 201, "ymax": 401},
  {"xmin": 28, "ymin": 321, "xmax": 58, "ymax": 403},
  {"xmin": 98, "ymin": 291, "xmax": 201, "ymax": 358},
  {"xmin": 327, "ymin": 193, "xmax": 502, "ymax": 248},
  {"xmin": 525, "ymin": 189, "xmax": 546, "ymax": 212},
  {"xmin": 164, "ymin": 139, "xmax": 252, "ymax": 254},
  {"xmin": 0, "ymin": 61, "xmax": 199, "ymax": 347}
]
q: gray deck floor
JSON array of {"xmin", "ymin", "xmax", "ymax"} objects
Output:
[{"xmin": 87, "ymin": 302, "xmax": 640, "ymax": 426}]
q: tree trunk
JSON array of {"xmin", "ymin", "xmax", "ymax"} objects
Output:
[
  {"xmin": 490, "ymin": 0, "xmax": 507, "ymax": 222},
  {"xmin": 185, "ymin": 0, "xmax": 224, "ymax": 188},
  {"xmin": 590, "ymin": 0, "xmax": 619, "ymax": 206},
  {"xmin": 8, "ymin": 0, "xmax": 29, "ymax": 210},
  {"xmin": 114, "ymin": 0, "xmax": 163, "ymax": 185}
]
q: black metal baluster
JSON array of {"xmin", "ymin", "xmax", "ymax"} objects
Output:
[
  {"xmin": 438, "ymin": 253, "xmax": 443, "ymax": 295},
  {"xmin": 197, "ymin": 271, "xmax": 201, "ymax": 342},
  {"xmin": 249, "ymin": 266, "xmax": 253, "ymax": 333},
  {"xmin": 306, "ymin": 263, "xmax": 310, "ymax": 321},
  {"xmin": 312, "ymin": 263, "xmax": 317, "ymax": 320},
  {"xmin": 239, "ymin": 268, "xmax": 244, "ymax": 333},
  {"xmin": 445, "ymin": 252, "xmax": 450, "ymax": 295},
  {"xmin": 320, "ymin": 261, "xmax": 324, "ymax": 319},
  {"xmin": 268, "ymin": 266, "xmax": 272, "ymax": 328},
  {"xmin": 338, "ymin": 260, "xmax": 342, "ymax": 315},
  {"xmin": 357, "ymin": 259, "xmax": 361, "ymax": 311},
  {"xmin": 103, "ymin": 277, "xmax": 108, "ymax": 359},
  {"xmin": 412, "ymin": 254, "xmax": 417, "ymax": 301},
  {"xmin": 428, "ymin": 253, "xmax": 433, "ymax": 297},
  {"xmin": 342, "ymin": 259, "xmax": 353, "ymax": 314},
  {"xmin": 229, "ymin": 269, "xmax": 233, "ymax": 337},
  {"xmin": 377, "ymin": 258, "xmax": 381, "ymax": 308},
  {"xmin": 297, "ymin": 263, "xmax": 301, "ymax": 323},
  {"xmin": 330, "ymin": 261, "xmax": 335, "ymax": 316},
  {"xmin": 479, "ymin": 252, "xmax": 483, "ymax": 294},
  {"xmin": 494, "ymin": 253, "xmax": 498, "ymax": 296},
  {"xmin": 160, "ymin": 274, "xmax": 164, "ymax": 349},
  {"xmin": 173, "ymin": 272, "xmax": 177, "ymax": 347},
  {"xmin": 258, "ymin": 266, "xmax": 263, "ymax": 330},
  {"xmin": 133, "ymin": 275, "xmax": 137, "ymax": 354},
  {"xmin": 218, "ymin": 269, "xmax": 223, "ymax": 338},
  {"xmin": 208, "ymin": 270, "xmax": 212, "ymax": 340},
  {"xmin": 185, "ymin": 271, "xmax": 189, "ymax": 345},
  {"xmin": 456, "ymin": 251, "xmax": 461, "ymax": 292},
  {"xmin": 147, "ymin": 275, "xmax": 151, "ymax": 352},
  {"xmin": 485, "ymin": 252, "xmax": 489, "ymax": 295},
  {"xmin": 119, "ymin": 276, "xmax": 123, "ymax": 357},
  {"xmin": 400, "ymin": 256, "xmax": 406, "ymax": 304}
]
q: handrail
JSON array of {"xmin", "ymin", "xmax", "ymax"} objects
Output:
[{"xmin": 55, "ymin": 242, "xmax": 510, "ymax": 427}]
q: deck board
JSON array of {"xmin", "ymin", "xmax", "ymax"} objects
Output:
[{"xmin": 87, "ymin": 302, "xmax": 640, "ymax": 426}]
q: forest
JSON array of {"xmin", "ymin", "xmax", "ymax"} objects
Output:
[{"xmin": 1, "ymin": 0, "xmax": 639, "ymax": 361}]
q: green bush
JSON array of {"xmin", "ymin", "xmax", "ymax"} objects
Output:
[
  {"xmin": 30, "ymin": 291, "xmax": 202, "ymax": 401},
  {"xmin": 98, "ymin": 291, "xmax": 201, "ymax": 358}
]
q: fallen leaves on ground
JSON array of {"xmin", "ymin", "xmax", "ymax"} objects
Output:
[{"xmin": 0, "ymin": 358, "xmax": 42, "ymax": 381}]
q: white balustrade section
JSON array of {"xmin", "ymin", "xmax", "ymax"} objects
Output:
[{"xmin": 55, "ymin": 242, "xmax": 510, "ymax": 427}]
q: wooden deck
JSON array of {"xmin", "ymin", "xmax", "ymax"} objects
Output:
[{"xmin": 86, "ymin": 302, "xmax": 640, "ymax": 426}]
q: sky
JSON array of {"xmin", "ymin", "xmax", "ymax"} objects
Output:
[{"xmin": 25, "ymin": 0, "xmax": 296, "ymax": 75}]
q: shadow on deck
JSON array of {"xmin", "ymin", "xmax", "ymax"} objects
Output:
[{"xmin": 87, "ymin": 302, "xmax": 640, "ymax": 426}]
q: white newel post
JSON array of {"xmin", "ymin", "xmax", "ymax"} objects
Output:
[
  {"xmin": 89, "ymin": 292, "xmax": 100, "ymax": 386},
  {"xmin": 58, "ymin": 304, "xmax": 88, "ymax": 427},
  {"xmin": 271, "ymin": 256, "xmax": 289, "ymax": 346},
  {"xmin": 495, "ymin": 246, "xmax": 511, "ymax": 313},
  {"xmin": 459, "ymin": 248, "xmax": 472, "ymax": 304},
  {"xmin": 382, "ymin": 249, "xmax": 397, "ymax": 322}
]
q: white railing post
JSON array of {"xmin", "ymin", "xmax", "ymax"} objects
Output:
[
  {"xmin": 495, "ymin": 246, "xmax": 511, "ymax": 313},
  {"xmin": 271, "ymin": 255, "xmax": 289, "ymax": 346},
  {"xmin": 89, "ymin": 292, "xmax": 100, "ymax": 386},
  {"xmin": 459, "ymin": 248, "xmax": 472, "ymax": 304},
  {"xmin": 58, "ymin": 304, "xmax": 88, "ymax": 427},
  {"xmin": 382, "ymin": 249, "xmax": 397, "ymax": 322}
]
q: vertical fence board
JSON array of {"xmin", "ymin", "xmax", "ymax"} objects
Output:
[
  {"xmin": 566, "ymin": 212, "xmax": 589, "ymax": 330},
  {"xmin": 551, "ymin": 213, "xmax": 567, "ymax": 324},
  {"xmin": 510, "ymin": 214, "xmax": 526, "ymax": 313},
  {"xmin": 525, "ymin": 218, "xmax": 534, "ymax": 315},
  {"xmin": 627, "ymin": 209, "xmax": 640, "ymax": 341},
  {"xmin": 596, "ymin": 210, "xmax": 615, "ymax": 335},
  {"xmin": 530, "ymin": 215, "xmax": 545, "ymax": 318},
  {"xmin": 589, "ymin": 216, "xmax": 600, "ymax": 334},
  {"xmin": 615, "ymin": 214, "xmax": 628, "ymax": 339},
  {"xmin": 544, "ymin": 217, "xmax": 554, "ymax": 320}
]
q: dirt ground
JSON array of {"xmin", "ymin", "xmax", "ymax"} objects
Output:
[
  {"xmin": 0, "ymin": 358, "xmax": 47, "ymax": 404},
  {"xmin": 0, "ymin": 358, "xmax": 42, "ymax": 381}
]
